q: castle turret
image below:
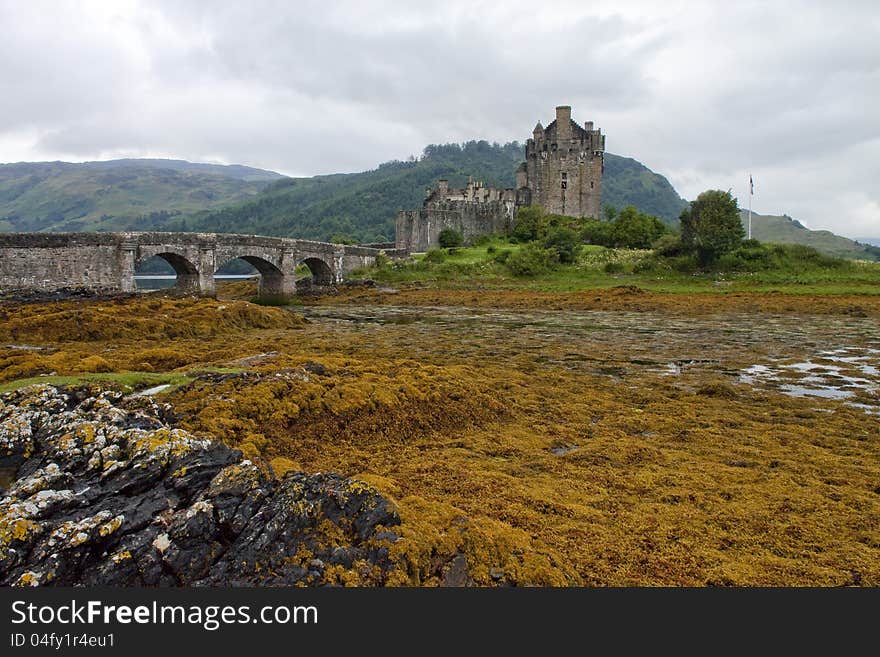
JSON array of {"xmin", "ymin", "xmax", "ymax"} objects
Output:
[
  {"xmin": 555, "ymin": 106, "xmax": 572, "ymax": 141},
  {"xmin": 515, "ymin": 162, "xmax": 528, "ymax": 190},
  {"xmin": 521, "ymin": 106, "xmax": 604, "ymax": 218}
]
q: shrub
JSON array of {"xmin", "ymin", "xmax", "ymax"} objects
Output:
[
  {"xmin": 472, "ymin": 234, "xmax": 493, "ymax": 246},
  {"xmin": 423, "ymin": 248, "xmax": 447, "ymax": 264},
  {"xmin": 486, "ymin": 245, "xmax": 497, "ymax": 254},
  {"xmin": 492, "ymin": 249, "xmax": 512, "ymax": 264},
  {"xmin": 610, "ymin": 206, "xmax": 670, "ymax": 249},
  {"xmin": 374, "ymin": 252, "xmax": 392, "ymax": 269},
  {"xmin": 581, "ymin": 219, "xmax": 613, "ymax": 246},
  {"xmin": 438, "ymin": 228, "xmax": 464, "ymax": 249},
  {"xmin": 542, "ymin": 226, "xmax": 582, "ymax": 264},
  {"xmin": 651, "ymin": 234, "xmax": 685, "ymax": 257},
  {"xmin": 511, "ymin": 206, "xmax": 548, "ymax": 242},
  {"xmin": 505, "ymin": 243, "xmax": 558, "ymax": 276},
  {"xmin": 603, "ymin": 261, "xmax": 625, "ymax": 273},
  {"xmin": 671, "ymin": 254, "xmax": 700, "ymax": 273}
]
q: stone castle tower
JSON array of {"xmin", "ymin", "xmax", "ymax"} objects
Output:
[
  {"xmin": 516, "ymin": 106, "xmax": 605, "ymax": 218},
  {"xmin": 395, "ymin": 105, "xmax": 605, "ymax": 251}
]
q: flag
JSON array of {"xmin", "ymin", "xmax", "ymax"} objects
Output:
[{"xmin": 750, "ymin": 175, "xmax": 754, "ymax": 195}]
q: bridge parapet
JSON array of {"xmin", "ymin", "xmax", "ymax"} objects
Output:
[{"xmin": 0, "ymin": 232, "xmax": 388, "ymax": 300}]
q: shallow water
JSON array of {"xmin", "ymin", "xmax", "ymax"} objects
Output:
[{"xmin": 302, "ymin": 304, "xmax": 880, "ymax": 412}]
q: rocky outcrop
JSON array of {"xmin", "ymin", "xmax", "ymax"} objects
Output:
[{"xmin": 0, "ymin": 385, "xmax": 399, "ymax": 586}]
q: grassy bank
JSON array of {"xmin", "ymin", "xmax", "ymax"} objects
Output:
[{"xmin": 354, "ymin": 238, "xmax": 880, "ymax": 295}]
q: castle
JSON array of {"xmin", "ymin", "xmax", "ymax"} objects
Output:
[{"xmin": 396, "ymin": 106, "xmax": 605, "ymax": 252}]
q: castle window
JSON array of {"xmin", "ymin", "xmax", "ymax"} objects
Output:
[
  {"xmin": 590, "ymin": 181, "xmax": 594, "ymax": 189},
  {"xmin": 561, "ymin": 172, "xmax": 567, "ymax": 190}
]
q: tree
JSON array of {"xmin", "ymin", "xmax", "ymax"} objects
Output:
[
  {"xmin": 610, "ymin": 206, "xmax": 669, "ymax": 249},
  {"xmin": 679, "ymin": 190, "xmax": 744, "ymax": 266},
  {"xmin": 438, "ymin": 228, "xmax": 464, "ymax": 248},
  {"xmin": 511, "ymin": 205, "xmax": 548, "ymax": 242},
  {"xmin": 542, "ymin": 226, "xmax": 581, "ymax": 263}
]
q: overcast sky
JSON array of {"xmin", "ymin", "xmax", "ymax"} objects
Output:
[{"xmin": 1, "ymin": 0, "xmax": 878, "ymax": 237}]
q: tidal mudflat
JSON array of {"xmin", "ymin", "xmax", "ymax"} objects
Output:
[{"xmin": 1, "ymin": 290, "xmax": 878, "ymax": 585}]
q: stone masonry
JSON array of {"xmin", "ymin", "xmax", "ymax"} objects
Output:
[
  {"xmin": 395, "ymin": 106, "xmax": 605, "ymax": 252},
  {"xmin": 0, "ymin": 232, "xmax": 396, "ymax": 299},
  {"xmin": 395, "ymin": 178, "xmax": 517, "ymax": 253},
  {"xmin": 521, "ymin": 105, "xmax": 605, "ymax": 219}
]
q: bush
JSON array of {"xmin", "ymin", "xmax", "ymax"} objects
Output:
[
  {"xmin": 492, "ymin": 249, "xmax": 512, "ymax": 264},
  {"xmin": 542, "ymin": 226, "xmax": 582, "ymax": 264},
  {"xmin": 581, "ymin": 219, "xmax": 613, "ymax": 246},
  {"xmin": 603, "ymin": 261, "xmax": 625, "ymax": 273},
  {"xmin": 438, "ymin": 228, "xmax": 464, "ymax": 249},
  {"xmin": 512, "ymin": 206, "xmax": 548, "ymax": 242},
  {"xmin": 671, "ymin": 255, "xmax": 699, "ymax": 273},
  {"xmin": 472, "ymin": 234, "xmax": 493, "ymax": 246},
  {"xmin": 610, "ymin": 206, "xmax": 670, "ymax": 249},
  {"xmin": 374, "ymin": 252, "xmax": 391, "ymax": 269},
  {"xmin": 651, "ymin": 234, "xmax": 684, "ymax": 257},
  {"xmin": 423, "ymin": 248, "xmax": 447, "ymax": 264},
  {"xmin": 505, "ymin": 243, "xmax": 558, "ymax": 276},
  {"xmin": 717, "ymin": 242, "xmax": 773, "ymax": 272},
  {"xmin": 486, "ymin": 245, "xmax": 497, "ymax": 254}
]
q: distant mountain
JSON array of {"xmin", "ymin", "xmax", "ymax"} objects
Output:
[
  {"xmin": 185, "ymin": 142, "xmax": 689, "ymax": 242},
  {"xmin": 2, "ymin": 150, "xmax": 871, "ymax": 262},
  {"xmin": 856, "ymin": 237, "xmax": 880, "ymax": 247},
  {"xmin": 0, "ymin": 160, "xmax": 281, "ymax": 232},
  {"xmin": 78, "ymin": 158, "xmax": 283, "ymax": 182},
  {"xmin": 741, "ymin": 210, "xmax": 880, "ymax": 261}
]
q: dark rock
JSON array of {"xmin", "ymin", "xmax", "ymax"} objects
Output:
[
  {"xmin": 441, "ymin": 553, "xmax": 470, "ymax": 587},
  {"xmin": 0, "ymin": 384, "xmax": 400, "ymax": 587},
  {"xmin": 303, "ymin": 361, "xmax": 328, "ymax": 376}
]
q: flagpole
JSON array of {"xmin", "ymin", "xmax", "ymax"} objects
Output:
[{"xmin": 748, "ymin": 174, "xmax": 753, "ymax": 240}]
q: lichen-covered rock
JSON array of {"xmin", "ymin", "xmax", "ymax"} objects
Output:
[{"xmin": 0, "ymin": 385, "xmax": 400, "ymax": 586}]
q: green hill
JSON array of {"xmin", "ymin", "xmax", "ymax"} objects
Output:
[
  {"xmin": 2, "ymin": 149, "xmax": 871, "ymax": 262},
  {"xmin": 185, "ymin": 142, "xmax": 688, "ymax": 242},
  {"xmin": 0, "ymin": 160, "xmax": 281, "ymax": 233},
  {"xmin": 741, "ymin": 210, "xmax": 879, "ymax": 261},
  {"xmin": 602, "ymin": 154, "xmax": 688, "ymax": 223}
]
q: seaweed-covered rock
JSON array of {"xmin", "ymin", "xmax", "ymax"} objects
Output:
[{"xmin": 0, "ymin": 385, "xmax": 399, "ymax": 586}]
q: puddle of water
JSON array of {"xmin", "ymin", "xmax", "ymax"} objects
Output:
[
  {"xmin": 741, "ymin": 351, "xmax": 879, "ymax": 412},
  {"xmin": 129, "ymin": 384, "xmax": 172, "ymax": 398},
  {"xmin": 845, "ymin": 402, "xmax": 880, "ymax": 415},
  {"xmin": 779, "ymin": 384, "xmax": 853, "ymax": 400},
  {"xmin": 549, "ymin": 446, "xmax": 578, "ymax": 455}
]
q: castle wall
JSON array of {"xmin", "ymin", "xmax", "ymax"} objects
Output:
[{"xmin": 396, "ymin": 200, "xmax": 514, "ymax": 252}]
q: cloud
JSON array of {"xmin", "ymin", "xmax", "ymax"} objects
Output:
[{"xmin": 0, "ymin": 0, "xmax": 877, "ymax": 237}]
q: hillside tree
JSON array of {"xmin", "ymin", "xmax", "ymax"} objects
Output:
[{"xmin": 679, "ymin": 190, "xmax": 744, "ymax": 265}]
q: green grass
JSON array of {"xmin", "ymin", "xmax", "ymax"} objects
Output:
[
  {"xmin": 355, "ymin": 239, "xmax": 880, "ymax": 295},
  {"xmin": 0, "ymin": 371, "xmax": 194, "ymax": 395}
]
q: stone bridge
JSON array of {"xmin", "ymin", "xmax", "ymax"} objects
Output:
[{"xmin": 0, "ymin": 232, "xmax": 397, "ymax": 299}]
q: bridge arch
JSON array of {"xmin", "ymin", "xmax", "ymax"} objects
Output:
[
  {"xmin": 135, "ymin": 252, "xmax": 200, "ymax": 292},
  {"xmin": 300, "ymin": 256, "xmax": 335, "ymax": 286},
  {"xmin": 215, "ymin": 254, "xmax": 289, "ymax": 299}
]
